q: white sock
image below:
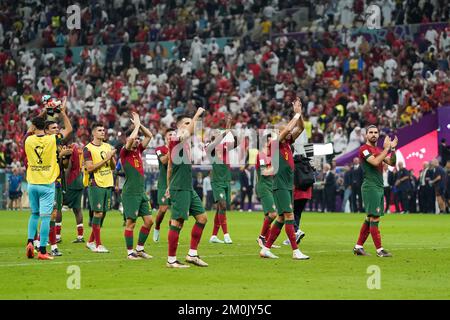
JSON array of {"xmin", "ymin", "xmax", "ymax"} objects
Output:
[
  {"xmin": 355, "ymin": 244, "xmax": 363, "ymax": 249},
  {"xmin": 34, "ymin": 240, "xmax": 39, "ymax": 247},
  {"xmin": 51, "ymin": 245, "xmax": 58, "ymax": 251},
  {"xmin": 263, "ymin": 246, "xmax": 271, "ymax": 251},
  {"xmin": 136, "ymin": 245, "xmax": 144, "ymax": 251},
  {"xmin": 188, "ymin": 249, "xmax": 198, "ymax": 257},
  {"xmin": 224, "ymin": 233, "xmax": 230, "ymax": 238},
  {"xmin": 377, "ymin": 247, "xmax": 384, "ymax": 253},
  {"xmin": 293, "ymin": 249, "xmax": 300, "ymax": 255},
  {"xmin": 168, "ymin": 256, "xmax": 177, "ymax": 264},
  {"xmin": 127, "ymin": 249, "xmax": 134, "ymax": 255}
]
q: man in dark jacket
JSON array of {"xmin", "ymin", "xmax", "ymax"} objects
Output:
[
  {"xmin": 239, "ymin": 165, "xmax": 254, "ymax": 211},
  {"xmin": 323, "ymin": 163, "xmax": 336, "ymax": 212},
  {"xmin": 349, "ymin": 157, "xmax": 363, "ymax": 212},
  {"xmin": 395, "ymin": 161, "xmax": 412, "ymax": 213}
]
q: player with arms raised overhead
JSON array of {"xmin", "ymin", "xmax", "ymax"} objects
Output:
[
  {"xmin": 353, "ymin": 125, "xmax": 397, "ymax": 257},
  {"xmin": 120, "ymin": 112, "xmax": 154, "ymax": 260},
  {"xmin": 259, "ymin": 98, "xmax": 309, "ymax": 260},
  {"xmin": 207, "ymin": 115, "xmax": 233, "ymax": 244},
  {"xmin": 166, "ymin": 107, "xmax": 208, "ymax": 268}
]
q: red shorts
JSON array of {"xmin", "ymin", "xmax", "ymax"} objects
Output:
[{"xmin": 294, "ymin": 186, "xmax": 312, "ymax": 200}]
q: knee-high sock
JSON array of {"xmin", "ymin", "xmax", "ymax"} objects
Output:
[
  {"xmin": 137, "ymin": 226, "xmax": 150, "ymax": 246},
  {"xmin": 370, "ymin": 221, "xmax": 382, "ymax": 250},
  {"xmin": 92, "ymin": 216, "xmax": 102, "ymax": 247},
  {"xmin": 27, "ymin": 212, "xmax": 40, "ymax": 241},
  {"xmin": 190, "ymin": 222, "xmax": 205, "ymax": 251},
  {"xmin": 212, "ymin": 212, "xmax": 220, "ymax": 236},
  {"xmin": 285, "ymin": 220, "xmax": 298, "ymax": 250},
  {"xmin": 265, "ymin": 221, "xmax": 284, "ymax": 249},
  {"xmin": 124, "ymin": 229, "xmax": 133, "ymax": 251},
  {"xmin": 260, "ymin": 215, "xmax": 273, "ymax": 239},
  {"xmin": 218, "ymin": 210, "xmax": 228, "ymax": 234},
  {"xmin": 155, "ymin": 209, "xmax": 165, "ymax": 230},
  {"xmin": 356, "ymin": 219, "xmax": 371, "ymax": 246},
  {"xmin": 39, "ymin": 215, "xmax": 51, "ymax": 254},
  {"xmin": 55, "ymin": 223, "xmax": 62, "ymax": 238},
  {"xmin": 49, "ymin": 221, "xmax": 56, "ymax": 245},
  {"xmin": 168, "ymin": 225, "xmax": 181, "ymax": 257}
]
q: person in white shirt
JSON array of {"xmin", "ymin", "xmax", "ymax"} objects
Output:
[
  {"xmin": 202, "ymin": 173, "xmax": 213, "ymax": 210},
  {"xmin": 333, "ymin": 127, "xmax": 348, "ymax": 155},
  {"xmin": 345, "ymin": 126, "xmax": 365, "ymax": 153},
  {"xmin": 384, "ymin": 56, "xmax": 398, "ymax": 83},
  {"xmin": 425, "ymin": 28, "xmax": 439, "ymax": 47}
]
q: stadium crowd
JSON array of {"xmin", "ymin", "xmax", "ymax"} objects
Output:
[{"xmin": 1, "ymin": 0, "xmax": 450, "ymax": 213}]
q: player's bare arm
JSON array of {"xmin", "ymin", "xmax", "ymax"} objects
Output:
[
  {"xmin": 85, "ymin": 149, "xmax": 116, "ymax": 173},
  {"xmin": 139, "ymin": 124, "xmax": 153, "ymax": 149},
  {"xmin": 366, "ymin": 136, "xmax": 391, "ymax": 167},
  {"xmin": 279, "ymin": 113, "xmax": 301, "ymax": 142},
  {"xmin": 179, "ymin": 107, "xmax": 205, "ymax": 141},
  {"xmin": 291, "ymin": 97, "xmax": 305, "ymax": 141},
  {"xmin": 383, "ymin": 136, "xmax": 398, "ymax": 166},
  {"xmin": 125, "ymin": 112, "xmax": 141, "ymax": 150},
  {"xmin": 59, "ymin": 97, "xmax": 73, "ymax": 140}
]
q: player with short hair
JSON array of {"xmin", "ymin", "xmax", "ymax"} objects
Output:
[
  {"xmin": 84, "ymin": 122, "xmax": 116, "ymax": 253},
  {"xmin": 207, "ymin": 115, "xmax": 233, "ymax": 244},
  {"xmin": 120, "ymin": 112, "xmax": 154, "ymax": 260},
  {"xmin": 166, "ymin": 108, "xmax": 208, "ymax": 268},
  {"xmin": 259, "ymin": 98, "xmax": 310, "ymax": 260},
  {"xmin": 152, "ymin": 129, "xmax": 176, "ymax": 242},
  {"xmin": 353, "ymin": 125, "xmax": 397, "ymax": 257},
  {"xmin": 25, "ymin": 116, "xmax": 62, "ymax": 260}
]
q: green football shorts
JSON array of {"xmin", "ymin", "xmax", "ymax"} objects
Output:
[
  {"xmin": 170, "ymin": 189, "xmax": 205, "ymax": 221},
  {"xmin": 122, "ymin": 193, "xmax": 151, "ymax": 221},
  {"xmin": 273, "ymin": 189, "xmax": 293, "ymax": 215},
  {"xmin": 212, "ymin": 181, "xmax": 231, "ymax": 206},
  {"xmin": 88, "ymin": 186, "xmax": 112, "ymax": 213},
  {"xmin": 63, "ymin": 188, "xmax": 83, "ymax": 209},
  {"xmin": 362, "ymin": 186, "xmax": 384, "ymax": 217}
]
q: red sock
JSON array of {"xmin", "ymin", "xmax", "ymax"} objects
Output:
[
  {"xmin": 93, "ymin": 225, "xmax": 102, "ymax": 246},
  {"xmin": 260, "ymin": 216, "xmax": 272, "ymax": 238},
  {"xmin": 168, "ymin": 226, "xmax": 181, "ymax": 257},
  {"xmin": 55, "ymin": 224, "xmax": 62, "ymax": 237},
  {"xmin": 219, "ymin": 214, "xmax": 228, "ymax": 234},
  {"xmin": 89, "ymin": 230, "xmax": 95, "ymax": 243},
  {"xmin": 49, "ymin": 225, "xmax": 56, "ymax": 245},
  {"xmin": 370, "ymin": 221, "xmax": 382, "ymax": 250},
  {"xmin": 212, "ymin": 213, "xmax": 220, "ymax": 236},
  {"xmin": 34, "ymin": 232, "xmax": 39, "ymax": 241},
  {"xmin": 285, "ymin": 222, "xmax": 298, "ymax": 250},
  {"xmin": 265, "ymin": 221, "xmax": 284, "ymax": 249},
  {"xmin": 357, "ymin": 219, "xmax": 371, "ymax": 246},
  {"xmin": 190, "ymin": 222, "xmax": 205, "ymax": 251},
  {"xmin": 155, "ymin": 210, "xmax": 165, "ymax": 230},
  {"xmin": 77, "ymin": 224, "xmax": 84, "ymax": 237}
]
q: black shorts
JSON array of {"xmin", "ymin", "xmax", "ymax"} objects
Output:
[{"xmin": 9, "ymin": 191, "xmax": 22, "ymax": 200}]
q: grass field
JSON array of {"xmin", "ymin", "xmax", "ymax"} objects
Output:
[{"xmin": 1, "ymin": 209, "xmax": 450, "ymax": 300}]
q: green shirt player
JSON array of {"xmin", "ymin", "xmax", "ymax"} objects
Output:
[
  {"xmin": 120, "ymin": 112, "xmax": 154, "ymax": 260},
  {"xmin": 166, "ymin": 107, "xmax": 208, "ymax": 268},
  {"xmin": 259, "ymin": 97, "xmax": 310, "ymax": 260},
  {"xmin": 152, "ymin": 129, "xmax": 176, "ymax": 243},
  {"xmin": 207, "ymin": 115, "xmax": 233, "ymax": 244},
  {"xmin": 255, "ymin": 133, "xmax": 279, "ymax": 248},
  {"xmin": 353, "ymin": 125, "xmax": 397, "ymax": 257}
]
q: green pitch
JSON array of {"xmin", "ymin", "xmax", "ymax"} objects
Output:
[{"xmin": 1, "ymin": 210, "xmax": 449, "ymax": 300}]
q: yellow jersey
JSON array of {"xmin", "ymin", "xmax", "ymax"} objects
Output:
[
  {"xmin": 83, "ymin": 142, "xmax": 114, "ymax": 188},
  {"xmin": 25, "ymin": 134, "xmax": 60, "ymax": 184}
]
